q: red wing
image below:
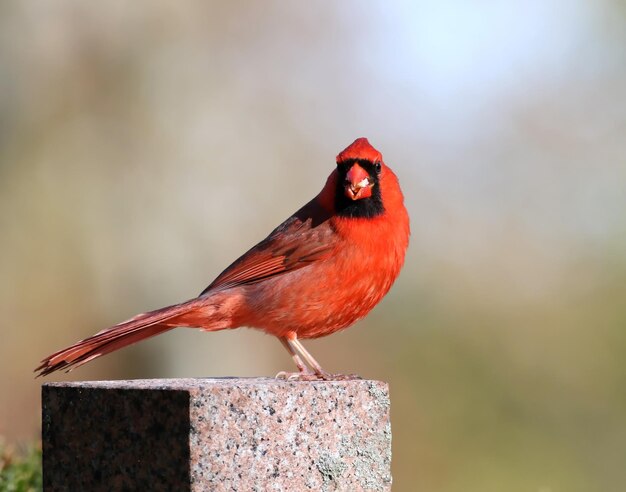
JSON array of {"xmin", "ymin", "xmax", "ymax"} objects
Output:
[{"xmin": 200, "ymin": 212, "xmax": 335, "ymax": 295}]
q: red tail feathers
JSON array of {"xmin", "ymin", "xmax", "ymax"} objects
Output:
[{"xmin": 35, "ymin": 300, "xmax": 200, "ymax": 377}]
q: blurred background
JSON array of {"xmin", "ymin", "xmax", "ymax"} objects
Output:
[{"xmin": 1, "ymin": 1, "xmax": 625, "ymax": 490}]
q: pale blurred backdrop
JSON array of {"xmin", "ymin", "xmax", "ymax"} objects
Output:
[{"xmin": 1, "ymin": 1, "xmax": 626, "ymax": 490}]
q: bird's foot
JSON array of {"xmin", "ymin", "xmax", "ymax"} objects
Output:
[
  {"xmin": 275, "ymin": 370, "xmax": 362, "ymax": 381},
  {"xmin": 275, "ymin": 370, "xmax": 324, "ymax": 381}
]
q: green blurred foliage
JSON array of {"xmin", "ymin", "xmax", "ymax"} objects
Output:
[{"xmin": 0, "ymin": 442, "xmax": 42, "ymax": 492}]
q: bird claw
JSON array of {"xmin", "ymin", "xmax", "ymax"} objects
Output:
[
  {"xmin": 275, "ymin": 371, "xmax": 363, "ymax": 381},
  {"xmin": 275, "ymin": 371, "xmax": 323, "ymax": 381}
]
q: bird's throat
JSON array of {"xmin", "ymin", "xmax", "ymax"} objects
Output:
[{"xmin": 334, "ymin": 187, "xmax": 384, "ymax": 218}]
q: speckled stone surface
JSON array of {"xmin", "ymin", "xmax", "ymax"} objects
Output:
[{"xmin": 42, "ymin": 378, "xmax": 392, "ymax": 491}]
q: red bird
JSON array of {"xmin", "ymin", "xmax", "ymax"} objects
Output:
[{"xmin": 36, "ymin": 138, "xmax": 410, "ymax": 380}]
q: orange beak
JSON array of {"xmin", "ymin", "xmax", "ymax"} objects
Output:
[{"xmin": 344, "ymin": 163, "xmax": 373, "ymax": 200}]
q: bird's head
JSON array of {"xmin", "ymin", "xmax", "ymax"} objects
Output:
[{"xmin": 334, "ymin": 138, "xmax": 385, "ymax": 218}]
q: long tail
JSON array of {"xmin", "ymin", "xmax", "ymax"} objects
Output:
[{"xmin": 35, "ymin": 299, "xmax": 205, "ymax": 377}]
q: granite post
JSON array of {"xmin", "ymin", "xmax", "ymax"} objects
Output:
[{"xmin": 42, "ymin": 378, "xmax": 392, "ymax": 491}]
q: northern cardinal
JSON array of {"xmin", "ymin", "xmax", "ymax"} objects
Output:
[{"xmin": 36, "ymin": 138, "xmax": 410, "ymax": 380}]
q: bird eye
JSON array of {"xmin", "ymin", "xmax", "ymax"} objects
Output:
[{"xmin": 374, "ymin": 162, "xmax": 382, "ymax": 173}]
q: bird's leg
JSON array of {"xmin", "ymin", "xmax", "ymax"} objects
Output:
[
  {"xmin": 288, "ymin": 337, "xmax": 331, "ymax": 379},
  {"xmin": 290, "ymin": 336, "xmax": 363, "ymax": 381},
  {"xmin": 279, "ymin": 337, "xmax": 308, "ymax": 372},
  {"xmin": 275, "ymin": 336, "xmax": 317, "ymax": 380},
  {"xmin": 276, "ymin": 333, "xmax": 362, "ymax": 381}
]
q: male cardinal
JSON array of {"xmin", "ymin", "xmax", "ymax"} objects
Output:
[{"xmin": 36, "ymin": 138, "xmax": 410, "ymax": 380}]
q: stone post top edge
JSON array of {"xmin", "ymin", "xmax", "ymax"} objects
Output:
[{"xmin": 42, "ymin": 377, "xmax": 389, "ymax": 390}]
